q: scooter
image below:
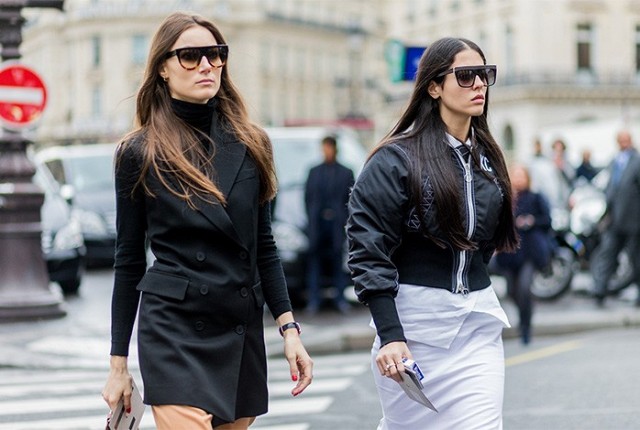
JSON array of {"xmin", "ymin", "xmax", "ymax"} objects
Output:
[
  {"xmin": 530, "ymin": 208, "xmax": 581, "ymax": 301},
  {"xmin": 531, "ymin": 175, "xmax": 632, "ymax": 301}
]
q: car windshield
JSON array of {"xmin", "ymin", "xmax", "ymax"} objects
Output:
[
  {"xmin": 273, "ymin": 139, "xmax": 322, "ymax": 189},
  {"xmin": 67, "ymin": 154, "xmax": 114, "ymax": 192},
  {"xmin": 272, "ymin": 136, "xmax": 366, "ymax": 189}
]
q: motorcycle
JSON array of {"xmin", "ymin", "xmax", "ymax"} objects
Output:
[
  {"xmin": 531, "ymin": 174, "xmax": 632, "ymax": 301},
  {"xmin": 530, "ymin": 207, "xmax": 582, "ymax": 301}
]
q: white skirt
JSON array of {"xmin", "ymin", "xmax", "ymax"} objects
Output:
[{"xmin": 371, "ymin": 284, "xmax": 509, "ymax": 430}]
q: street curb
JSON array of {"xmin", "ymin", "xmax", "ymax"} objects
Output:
[{"xmin": 270, "ymin": 308, "xmax": 640, "ymax": 358}]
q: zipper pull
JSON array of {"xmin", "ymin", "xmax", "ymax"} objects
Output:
[
  {"xmin": 455, "ymin": 283, "xmax": 469, "ymax": 296},
  {"xmin": 465, "ymin": 171, "xmax": 472, "ymax": 182}
]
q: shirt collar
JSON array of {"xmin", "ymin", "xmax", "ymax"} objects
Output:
[{"xmin": 445, "ymin": 128, "xmax": 474, "ymax": 150}]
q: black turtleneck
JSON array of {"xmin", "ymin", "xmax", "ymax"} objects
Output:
[{"xmin": 170, "ymin": 97, "xmax": 216, "ymax": 136}]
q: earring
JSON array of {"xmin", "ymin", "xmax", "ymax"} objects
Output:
[{"xmin": 162, "ymin": 76, "xmax": 168, "ymax": 82}]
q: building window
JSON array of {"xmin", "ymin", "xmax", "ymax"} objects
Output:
[
  {"xmin": 132, "ymin": 34, "xmax": 148, "ymax": 66},
  {"xmin": 92, "ymin": 86, "xmax": 102, "ymax": 117},
  {"xmin": 576, "ymin": 23, "xmax": 593, "ymax": 71},
  {"xmin": 635, "ymin": 25, "xmax": 640, "ymax": 73},
  {"xmin": 91, "ymin": 35, "xmax": 101, "ymax": 68},
  {"xmin": 505, "ymin": 24, "xmax": 514, "ymax": 81},
  {"xmin": 502, "ymin": 124, "xmax": 515, "ymax": 159},
  {"xmin": 260, "ymin": 41, "xmax": 271, "ymax": 73}
]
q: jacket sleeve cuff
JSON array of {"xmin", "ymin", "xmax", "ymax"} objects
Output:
[
  {"xmin": 367, "ymin": 292, "xmax": 406, "ymax": 346},
  {"xmin": 110, "ymin": 342, "xmax": 130, "ymax": 357}
]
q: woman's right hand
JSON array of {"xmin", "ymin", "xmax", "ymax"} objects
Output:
[
  {"xmin": 375, "ymin": 341, "xmax": 413, "ymax": 383},
  {"xmin": 102, "ymin": 355, "xmax": 133, "ymax": 413}
]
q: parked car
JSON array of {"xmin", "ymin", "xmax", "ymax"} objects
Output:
[
  {"xmin": 35, "ymin": 143, "xmax": 117, "ymax": 267},
  {"xmin": 34, "ymin": 162, "xmax": 86, "ymax": 295},
  {"xmin": 266, "ymin": 126, "xmax": 368, "ymax": 306}
]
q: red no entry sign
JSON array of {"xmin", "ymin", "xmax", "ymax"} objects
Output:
[{"xmin": 0, "ymin": 63, "xmax": 48, "ymax": 130}]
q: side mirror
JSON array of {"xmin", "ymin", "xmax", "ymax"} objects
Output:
[{"xmin": 59, "ymin": 184, "xmax": 75, "ymax": 204}]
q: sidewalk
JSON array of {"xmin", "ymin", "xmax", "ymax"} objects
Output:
[
  {"xmin": 1, "ymin": 276, "xmax": 639, "ymax": 369},
  {"xmin": 267, "ymin": 276, "xmax": 640, "ymax": 357}
]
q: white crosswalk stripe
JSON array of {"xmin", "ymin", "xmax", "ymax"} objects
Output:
[{"xmin": 0, "ymin": 352, "xmax": 370, "ymax": 430}]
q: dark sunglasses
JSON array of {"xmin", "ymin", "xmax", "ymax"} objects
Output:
[
  {"xmin": 437, "ymin": 65, "xmax": 497, "ymax": 88},
  {"xmin": 165, "ymin": 45, "xmax": 229, "ymax": 70}
]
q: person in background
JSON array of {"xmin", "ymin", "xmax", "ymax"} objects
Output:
[
  {"xmin": 550, "ymin": 138, "xmax": 575, "ymax": 204},
  {"xmin": 101, "ymin": 12, "xmax": 312, "ymax": 429},
  {"xmin": 304, "ymin": 136, "xmax": 355, "ymax": 315},
  {"xmin": 528, "ymin": 138, "xmax": 561, "ymax": 211},
  {"xmin": 575, "ymin": 149, "xmax": 599, "ymax": 183},
  {"xmin": 492, "ymin": 164, "xmax": 553, "ymax": 345},
  {"xmin": 591, "ymin": 130, "xmax": 640, "ymax": 308},
  {"xmin": 347, "ymin": 37, "xmax": 518, "ymax": 429}
]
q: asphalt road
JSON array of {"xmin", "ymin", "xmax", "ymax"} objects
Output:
[{"xmin": 1, "ymin": 269, "xmax": 639, "ymax": 429}]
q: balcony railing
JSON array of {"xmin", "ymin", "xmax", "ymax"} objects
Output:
[{"xmin": 498, "ymin": 71, "xmax": 640, "ymax": 87}]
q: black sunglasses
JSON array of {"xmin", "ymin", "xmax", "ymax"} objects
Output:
[
  {"xmin": 165, "ymin": 45, "xmax": 229, "ymax": 70},
  {"xmin": 437, "ymin": 65, "xmax": 497, "ymax": 88}
]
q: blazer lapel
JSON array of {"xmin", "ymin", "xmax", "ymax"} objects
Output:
[{"xmin": 195, "ymin": 119, "xmax": 247, "ymax": 249}]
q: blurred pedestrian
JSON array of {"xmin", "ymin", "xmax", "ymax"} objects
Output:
[
  {"xmin": 551, "ymin": 138, "xmax": 575, "ymax": 205},
  {"xmin": 347, "ymin": 37, "xmax": 518, "ymax": 429},
  {"xmin": 492, "ymin": 164, "xmax": 553, "ymax": 345},
  {"xmin": 101, "ymin": 12, "xmax": 312, "ymax": 430},
  {"xmin": 304, "ymin": 136, "xmax": 355, "ymax": 314},
  {"xmin": 528, "ymin": 138, "xmax": 562, "ymax": 211},
  {"xmin": 591, "ymin": 130, "xmax": 640, "ymax": 308},
  {"xmin": 575, "ymin": 149, "xmax": 599, "ymax": 183}
]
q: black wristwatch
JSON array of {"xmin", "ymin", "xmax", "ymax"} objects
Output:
[{"xmin": 279, "ymin": 321, "xmax": 301, "ymax": 337}]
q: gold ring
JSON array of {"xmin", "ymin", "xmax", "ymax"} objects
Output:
[{"xmin": 385, "ymin": 363, "xmax": 394, "ymax": 370}]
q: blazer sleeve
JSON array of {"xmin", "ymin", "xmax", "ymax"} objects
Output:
[
  {"xmin": 257, "ymin": 200, "xmax": 292, "ymax": 319},
  {"xmin": 110, "ymin": 143, "xmax": 148, "ymax": 356},
  {"xmin": 346, "ymin": 144, "xmax": 410, "ymax": 345}
]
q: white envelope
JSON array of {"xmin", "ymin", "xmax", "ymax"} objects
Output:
[
  {"xmin": 398, "ymin": 362, "xmax": 438, "ymax": 412},
  {"xmin": 107, "ymin": 379, "xmax": 146, "ymax": 430}
]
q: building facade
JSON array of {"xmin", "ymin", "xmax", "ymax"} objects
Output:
[
  {"xmin": 20, "ymin": 0, "xmax": 385, "ymax": 146},
  {"xmin": 15, "ymin": 0, "xmax": 640, "ymax": 163},
  {"xmin": 381, "ymin": 0, "xmax": 640, "ymax": 165}
]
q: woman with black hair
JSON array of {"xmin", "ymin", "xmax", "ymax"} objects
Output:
[{"xmin": 347, "ymin": 37, "xmax": 518, "ymax": 429}]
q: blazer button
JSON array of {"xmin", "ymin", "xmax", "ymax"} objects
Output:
[
  {"xmin": 196, "ymin": 252, "xmax": 206, "ymax": 262},
  {"xmin": 235, "ymin": 325, "xmax": 245, "ymax": 335},
  {"xmin": 195, "ymin": 321, "xmax": 205, "ymax": 331},
  {"xmin": 239, "ymin": 287, "xmax": 249, "ymax": 298},
  {"xmin": 238, "ymin": 251, "xmax": 248, "ymax": 260},
  {"xmin": 200, "ymin": 285, "xmax": 209, "ymax": 295}
]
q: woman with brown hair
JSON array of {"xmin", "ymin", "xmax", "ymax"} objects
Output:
[{"xmin": 101, "ymin": 11, "xmax": 312, "ymax": 429}]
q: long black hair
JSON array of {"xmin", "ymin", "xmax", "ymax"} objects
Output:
[{"xmin": 374, "ymin": 37, "xmax": 517, "ymax": 252}]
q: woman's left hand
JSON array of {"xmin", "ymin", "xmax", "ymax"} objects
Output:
[{"xmin": 283, "ymin": 333, "xmax": 313, "ymax": 396}]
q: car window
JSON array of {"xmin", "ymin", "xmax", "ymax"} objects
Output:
[
  {"xmin": 45, "ymin": 159, "xmax": 67, "ymax": 185},
  {"xmin": 66, "ymin": 154, "xmax": 115, "ymax": 192}
]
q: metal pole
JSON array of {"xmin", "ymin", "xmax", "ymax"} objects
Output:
[{"xmin": 0, "ymin": 0, "xmax": 66, "ymax": 320}]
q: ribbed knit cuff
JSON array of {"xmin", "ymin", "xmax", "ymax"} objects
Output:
[{"xmin": 367, "ymin": 292, "xmax": 406, "ymax": 347}]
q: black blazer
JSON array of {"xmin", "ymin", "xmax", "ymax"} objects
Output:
[
  {"xmin": 605, "ymin": 149, "xmax": 640, "ymax": 234},
  {"xmin": 111, "ymin": 128, "xmax": 291, "ymax": 422}
]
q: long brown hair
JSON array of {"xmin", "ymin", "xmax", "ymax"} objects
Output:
[
  {"xmin": 373, "ymin": 37, "xmax": 517, "ymax": 252},
  {"xmin": 119, "ymin": 12, "xmax": 276, "ymax": 207}
]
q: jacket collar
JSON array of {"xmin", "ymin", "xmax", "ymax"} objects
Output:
[{"xmin": 194, "ymin": 113, "xmax": 247, "ymax": 249}]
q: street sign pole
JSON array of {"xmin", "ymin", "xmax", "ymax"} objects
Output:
[{"xmin": 0, "ymin": 0, "xmax": 66, "ymax": 321}]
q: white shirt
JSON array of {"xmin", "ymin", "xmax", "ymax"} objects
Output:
[{"xmin": 371, "ymin": 284, "xmax": 510, "ymax": 349}]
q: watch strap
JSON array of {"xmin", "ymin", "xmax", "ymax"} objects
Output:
[{"xmin": 279, "ymin": 321, "xmax": 301, "ymax": 336}]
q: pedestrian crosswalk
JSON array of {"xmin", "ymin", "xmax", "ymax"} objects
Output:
[{"xmin": 0, "ymin": 352, "xmax": 371, "ymax": 430}]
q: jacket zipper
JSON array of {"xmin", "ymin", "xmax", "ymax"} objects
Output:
[{"xmin": 454, "ymin": 148, "xmax": 475, "ymax": 296}]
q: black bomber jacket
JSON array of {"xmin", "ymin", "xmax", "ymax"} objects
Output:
[{"xmin": 346, "ymin": 133, "xmax": 505, "ymax": 346}]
